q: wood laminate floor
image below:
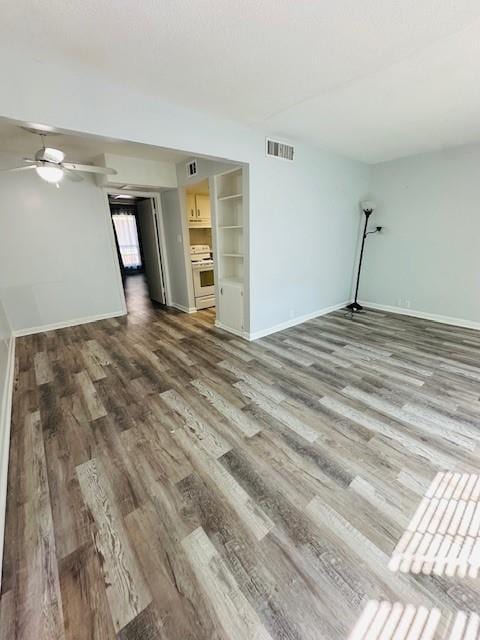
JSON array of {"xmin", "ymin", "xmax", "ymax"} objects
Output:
[{"xmin": 2, "ymin": 277, "xmax": 480, "ymax": 639}]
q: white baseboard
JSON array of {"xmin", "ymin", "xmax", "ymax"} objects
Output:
[
  {"xmin": 171, "ymin": 303, "xmax": 197, "ymax": 314},
  {"xmin": 214, "ymin": 321, "xmax": 249, "ymax": 340},
  {"xmin": 13, "ymin": 309, "xmax": 126, "ymax": 337},
  {"xmin": 248, "ymin": 301, "xmax": 349, "ymax": 341},
  {"xmin": 360, "ymin": 301, "xmax": 480, "ymax": 331},
  {"xmin": 0, "ymin": 335, "xmax": 15, "ymax": 591}
]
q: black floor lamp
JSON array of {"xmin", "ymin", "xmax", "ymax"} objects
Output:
[{"xmin": 347, "ymin": 201, "xmax": 382, "ymax": 313}]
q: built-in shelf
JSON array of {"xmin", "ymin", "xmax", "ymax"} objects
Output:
[
  {"xmin": 218, "ymin": 193, "xmax": 243, "ymax": 201},
  {"xmin": 214, "ymin": 167, "xmax": 245, "ymax": 335}
]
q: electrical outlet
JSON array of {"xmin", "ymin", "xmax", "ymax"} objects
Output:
[
  {"xmin": 405, "ymin": 300, "xmax": 411, "ymax": 308},
  {"xmin": 397, "ymin": 297, "xmax": 403, "ymax": 307},
  {"xmin": 289, "ymin": 309, "xmax": 295, "ymax": 319}
]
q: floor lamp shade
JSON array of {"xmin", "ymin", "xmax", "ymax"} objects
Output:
[{"xmin": 360, "ymin": 200, "xmax": 376, "ymax": 214}]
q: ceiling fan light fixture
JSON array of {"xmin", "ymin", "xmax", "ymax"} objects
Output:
[
  {"xmin": 35, "ymin": 164, "xmax": 64, "ymax": 184},
  {"xmin": 43, "ymin": 147, "xmax": 65, "ymax": 164}
]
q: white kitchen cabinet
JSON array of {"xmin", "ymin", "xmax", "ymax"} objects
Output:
[
  {"xmin": 218, "ymin": 282, "xmax": 243, "ymax": 333},
  {"xmin": 186, "ymin": 193, "xmax": 196, "ymax": 225},
  {"xmin": 188, "ymin": 194, "xmax": 211, "ymax": 227},
  {"xmin": 194, "ymin": 194, "xmax": 211, "ymax": 226}
]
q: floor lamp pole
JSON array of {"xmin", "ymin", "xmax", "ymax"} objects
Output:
[{"xmin": 347, "ymin": 208, "xmax": 373, "ymax": 312}]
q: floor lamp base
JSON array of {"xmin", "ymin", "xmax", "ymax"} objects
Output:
[{"xmin": 346, "ymin": 301, "xmax": 363, "ymax": 312}]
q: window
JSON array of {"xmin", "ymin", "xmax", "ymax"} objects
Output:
[{"xmin": 112, "ymin": 212, "xmax": 142, "ymax": 269}]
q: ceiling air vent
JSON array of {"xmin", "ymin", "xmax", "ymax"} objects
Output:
[
  {"xmin": 186, "ymin": 159, "xmax": 198, "ymax": 177},
  {"xmin": 266, "ymin": 138, "xmax": 294, "ymax": 161}
]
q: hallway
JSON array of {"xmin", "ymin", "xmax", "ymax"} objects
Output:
[
  {"xmin": 123, "ymin": 273, "xmax": 161, "ymax": 315},
  {"xmin": 123, "ymin": 273, "xmax": 215, "ymax": 326}
]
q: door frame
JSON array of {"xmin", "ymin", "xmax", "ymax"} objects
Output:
[
  {"xmin": 177, "ymin": 185, "xmax": 199, "ymax": 312},
  {"xmin": 103, "ymin": 189, "xmax": 172, "ymax": 309}
]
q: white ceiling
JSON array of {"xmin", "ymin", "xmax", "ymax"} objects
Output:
[
  {"xmin": 3, "ymin": 1, "xmax": 480, "ymax": 163},
  {"xmin": 0, "ymin": 119, "xmax": 190, "ymax": 164}
]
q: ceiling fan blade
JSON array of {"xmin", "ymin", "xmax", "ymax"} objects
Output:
[
  {"xmin": 0, "ymin": 164, "xmax": 38, "ymax": 173},
  {"xmin": 62, "ymin": 163, "xmax": 117, "ymax": 175},
  {"xmin": 65, "ymin": 169, "xmax": 84, "ymax": 182},
  {"xmin": 22, "ymin": 158, "xmax": 36, "ymax": 164}
]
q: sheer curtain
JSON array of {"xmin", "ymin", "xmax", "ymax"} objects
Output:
[{"xmin": 112, "ymin": 211, "xmax": 142, "ymax": 269}]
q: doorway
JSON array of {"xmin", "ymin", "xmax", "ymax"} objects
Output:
[
  {"xmin": 108, "ymin": 194, "xmax": 166, "ymax": 312},
  {"xmin": 185, "ymin": 178, "xmax": 216, "ymax": 318}
]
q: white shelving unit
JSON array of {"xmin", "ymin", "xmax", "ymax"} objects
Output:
[
  {"xmin": 218, "ymin": 193, "xmax": 242, "ymax": 201},
  {"xmin": 212, "ymin": 167, "xmax": 246, "ymax": 334}
]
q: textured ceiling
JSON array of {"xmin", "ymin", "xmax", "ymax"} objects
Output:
[{"xmin": 3, "ymin": 1, "xmax": 480, "ymax": 162}]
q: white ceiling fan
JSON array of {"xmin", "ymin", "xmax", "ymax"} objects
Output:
[{"xmin": 1, "ymin": 128, "xmax": 117, "ymax": 186}]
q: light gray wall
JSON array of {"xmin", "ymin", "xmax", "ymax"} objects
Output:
[
  {"xmin": 361, "ymin": 145, "xmax": 480, "ymax": 324},
  {"xmin": 161, "ymin": 189, "xmax": 191, "ymax": 309},
  {"xmin": 0, "ymin": 297, "xmax": 13, "ymax": 586},
  {"xmin": 0, "ymin": 300, "xmax": 12, "ymax": 449},
  {"xmin": 251, "ymin": 144, "xmax": 368, "ymax": 332},
  {"xmin": 0, "ymin": 301, "xmax": 10, "ymax": 401},
  {"xmin": 0, "ymin": 153, "xmax": 125, "ymax": 332},
  {"xmin": 0, "ymin": 54, "xmax": 370, "ymax": 335}
]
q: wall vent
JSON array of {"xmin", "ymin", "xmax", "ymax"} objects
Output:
[
  {"xmin": 266, "ymin": 138, "xmax": 294, "ymax": 161},
  {"xmin": 186, "ymin": 159, "xmax": 198, "ymax": 177}
]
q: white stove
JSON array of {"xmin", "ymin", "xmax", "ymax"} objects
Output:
[
  {"xmin": 190, "ymin": 245, "xmax": 215, "ymax": 309},
  {"xmin": 190, "ymin": 244, "xmax": 212, "ymax": 262}
]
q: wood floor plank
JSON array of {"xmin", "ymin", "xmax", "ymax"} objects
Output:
[
  {"xmin": 182, "ymin": 527, "xmax": 273, "ymax": 640},
  {"xmin": 80, "ymin": 346, "xmax": 107, "ymax": 382},
  {"xmin": 0, "ymin": 591, "xmax": 15, "ymax": 640},
  {"xmin": 91, "ymin": 414, "xmax": 146, "ymax": 516},
  {"xmin": 75, "ymin": 457, "xmax": 151, "ymax": 632},
  {"xmin": 16, "ymin": 411, "xmax": 65, "ymax": 640},
  {"xmin": 59, "ymin": 544, "xmax": 116, "ymax": 640},
  {"xmin": 190, "ymin": 378, "xmax": 261, "ymax": 438},
  {"xmin": 44, "ymin": 430, "xmax": 90, "ymax": 560},
  {"xmin": 218, "ymin": 359, "xmax": 286, "ymax": 402},
  {"xmin": 234, "ymin": 380, "xmax": 319, "ymax": 443},
  {"xmin": 34, "ymin": 351, "xmax": 54, "ymax": 386},
  {"xmin": 160, "ymin": 388, "xmax": 232, "ymax": 458},
  {"xmin": 124, "ymin": 504, "xmax": 218, "ymax": 640},
  {"xmin": 117, "ymin": 603, "xmax": 166, "ymax": 640},
  {"xmin": 74, "ymin": 370, "xmax": 107, "ymax": 421},
  {"xmin": 121, "ymin": 415, "xmax": 194, "ymax": 485},
  {"xmin": 176, "ymin": 428, "xmax": 275, "ymax": 541}
]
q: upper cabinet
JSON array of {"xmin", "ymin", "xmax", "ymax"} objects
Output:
[
  {"xmin": 187, "ymin": 193, "xmax": 196, "ymax": 225},
  {"xmin": 188, "ymin": 194, "xmax": 211, "ymax": 227}
]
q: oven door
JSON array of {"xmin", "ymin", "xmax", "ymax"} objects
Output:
[{"xmin": 192, "ymin": 265, "xmax": 215, "ymax": 298}]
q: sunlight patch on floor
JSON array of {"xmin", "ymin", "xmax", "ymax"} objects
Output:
[
  {"xmin": 448, "ymin": 611, "xmax": 480, "ymax": 640},
  {"xmin": 389, "ymin": 472, "xmax": 480, "ymax": 577},
  {"xmin": 348, "ymin": 601, "xmax": 441, "ymax": 640},
  {"xmin": 348, "ymin": 602, "xmax": 480, "ymax": 640}
]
